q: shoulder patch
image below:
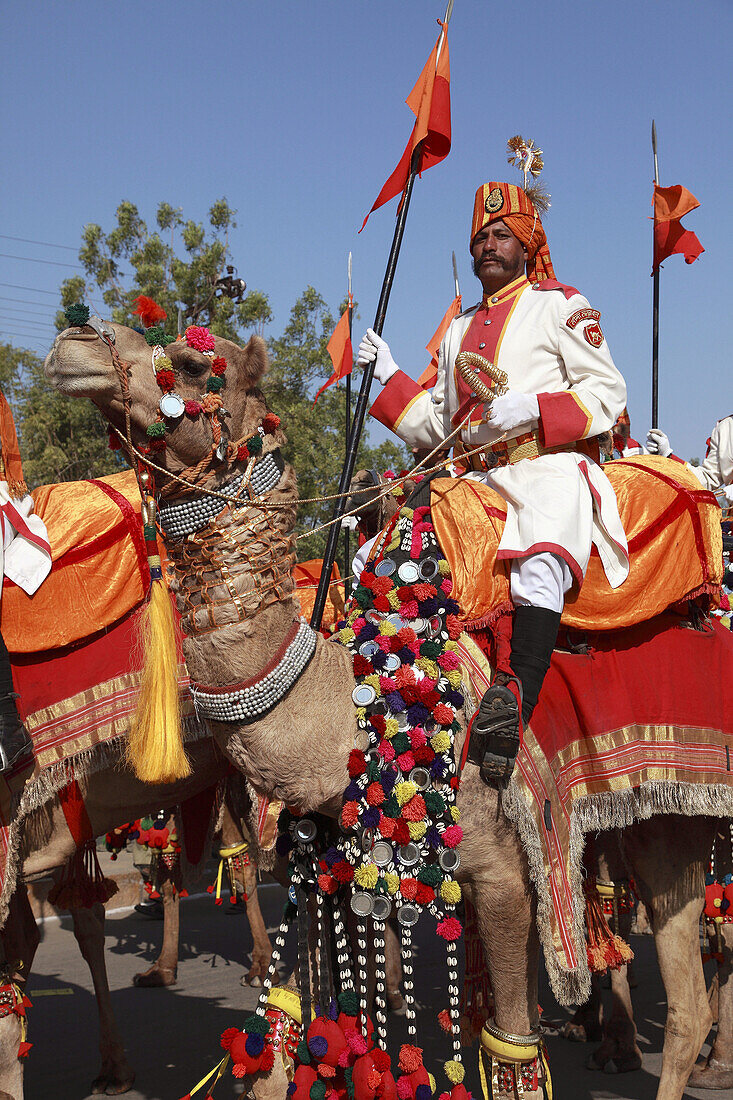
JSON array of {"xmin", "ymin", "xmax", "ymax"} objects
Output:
[
  {"xmin": 583, "ymin": 320, "xmax": 604, "ymax": 347},
  {"xmin": 534, "ymin": 278, "xmax": 581, "ymax": 300},
  {"xmin": 566, "ymin": 307, "xmax": 601, "ymax": 330}
]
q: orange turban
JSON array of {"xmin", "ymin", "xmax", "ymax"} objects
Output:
[{"xmin": 470, "ymin": 182, "xmax": 555, "ymax": 283}]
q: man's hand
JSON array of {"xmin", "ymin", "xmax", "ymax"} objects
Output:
[
  {"xmin": 723, "ymin": 483, "xmax": 733, "ymax": 505},
  {"xmin": 485, "ymin": 390, "xmax": 540, "ymax": 433},
  {"xmin": 357, "ymin": 329, "xmax": 399, "ymax": 385},
  {"xmin": 646, "ymin": 428, "xmax": 672, "ymax": 457}
]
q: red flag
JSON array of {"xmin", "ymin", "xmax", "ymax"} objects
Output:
[
  {"xmin": 653, "ymin": 183, "xmax": 704, "ymax": 270},
  {"xmin": 417, "ymin": 295, "xmax": 462, "ymax": 389},
  {"xmin": 313, "ymin": 304, "xmax": 353, "ymax": 404},
  {"xmin": 360, "ymin": 23, "xmax": 451, "ymax": 232}
]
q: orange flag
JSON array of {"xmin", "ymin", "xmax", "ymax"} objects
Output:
[
  {"xmin": 653, "ymin": 184, "xmax": 704, "ymax": 271},
  {"xmin": 417, "ymin": 295, "xmax": 462, "ymax": 389},
  {"xmin": 313, "ymin": 304, "xmax": 353, "ymax": 404},
  {"xmin": 360, "ymin": 22, "xmax": 451, "ymax": 232}
]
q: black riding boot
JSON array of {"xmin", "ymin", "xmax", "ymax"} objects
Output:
[
  {"xmin": 0, "ymin": 630, "xmax": 31, "ymax": 773},
  {"xmin": 471, "ymin": 605, "xmax": 561, "ymax": 785}
]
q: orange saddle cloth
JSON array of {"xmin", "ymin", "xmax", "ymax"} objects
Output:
[
  {"xmin": 2, "ymin": 471, "xmax": 150, "ymax": 654},
  {"xmin": 430, "ymin": 456, "xmax": 722, "ymax": 632}
]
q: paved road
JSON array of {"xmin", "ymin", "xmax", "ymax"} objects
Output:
[{"xmin": 24, "ymin": 885, "xmax": 720, "ymax": 1100}]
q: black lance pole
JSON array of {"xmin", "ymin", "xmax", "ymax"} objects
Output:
[
  {"xmin": 651, "ymin": 120, "xmax": 660, "ymax": 429},
  {"xmin": 343, "ymin": 252, "xmax": 353, "ymax": 587},
  {"xmin": 310, "ymin": 145, "xmax": 423, "ymax": 630}
]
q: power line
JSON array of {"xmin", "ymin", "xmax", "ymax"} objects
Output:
[
  {"xmin": 0, "ymin": 283, "xmax": 61, "ymax": 296},
  {"xmin": 0, "ymin": 304, "xmax": 56, "ymax": 320},
  {"xmin": 0, "ymin": 253, "xmax": 84, "ymax": 270},
  {"xmin": 0, "ymin": 234, "xmax": 77, "ymax": 252},
  {"xmin": 0, "ymin": 329, "xmax": 49, "ymax": 346},
  {"xmin": 0, "ymin": 313, "xmax": 54, "ymax": 330},
  {"xmin": 0, "ymin": 294, "xmax": 60, "ymax": 309}
]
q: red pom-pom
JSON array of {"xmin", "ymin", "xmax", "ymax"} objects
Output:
[
  {"xmin": 133, "ymin": 295, "xmax": 167, "ymax": 327},
  {"xmin": 400, "ymin": 877, "xmax": 418, "ymax": 900},
  {"xmin": 348, "ymin": 749, "xmax": 367, "ymax": 777},
  {"xmin": 398, "ymin": 1045, "xmax": 424, "ymax": 1074},
  {"xmin": 436, "ymin": 917, "xmax": 462, "ymax": 942},
  {"xmin": 262, "ymin": 412, "xmax": 281, "ymax": 433},
  {"xmin": 221, "ymin": 1027, "xmax": 240, "ymax": 1050},
  {"xmin": 211, "ymin": 356, "xmax": 227, "ymax": 375},
  {"xmin": 156, "ymin": 368, "xmax": 176, "ymax": 392},
  {"xmin": 366, "ymin": 782, "xmax": 385, "ymax": 807}
]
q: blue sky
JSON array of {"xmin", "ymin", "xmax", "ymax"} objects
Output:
[{"xmin": 1, "ymin": 0, "xmax": 730, "ymax": 460}]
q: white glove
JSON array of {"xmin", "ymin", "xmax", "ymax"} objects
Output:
[
  {"xmin": 723, "ymin": 483, "xmax": 733, "ymax": 505},
  {"xmin": 485, "ymin": 390, "xmax": 540, "ymax": 434},
  {"xmin": 357, "ymin": 329, "xmax": 399, "ymax": 385},
  {"xmin": 646, "ymin": 428, "xmax": 672, "ymax": 457}
]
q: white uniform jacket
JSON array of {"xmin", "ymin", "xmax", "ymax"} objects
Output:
[
  {"xmin": 687, "ymin": 416, "xmax": 733, "ymax": 494},
  {"xmin": 0, "ymin": 484, "xmax": 51, "ymax": 596},
  {"xmin": 371, "ymin": 275, "xmax": 629, "ymax": 589}
]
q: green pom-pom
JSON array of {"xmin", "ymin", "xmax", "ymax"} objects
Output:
[
  {"xmin": 206, "ymin": 374, "xmax": 224, "ymax": 393},
  {"xmin": 417, "ymin": 864, "xmax": 442, "ymax": 886},
  {"xmin": 244, "ymin": 1013, "xmax": 271, "ymax": 1037},
  {"xmin": 140, "ymin": 816, "xmax": 154, "ymax": 830},
  {"xmin": 338, "ymin": 990, "xmax": 359, "ymax": 1016},
  {"xmin": 420, "ymin": 640, "xmax": 442, "ymax": 658},
  {"xmin": 161, "ymin": 332, "xmax": 176, "ymax": 346},
  {"xmin": 354, "ymin": 587, "xmax": 371, "ymax": 609},
  {"xmin": 296, "ymin": 1039, "xmax": 311, "ymax": 1064},
  {"xmin": 382, "ymin": 795, "xmax": 400, "ymax": 817},
  {"xmin": 146, "ymin": 421, "xmax": 166, "ymax": 439},
  {"xmin": 245, "ymin": 433, "xmax": 263, "ymax": 454},
  {"xmin": 65, "ymin": 303, "xmax": 89, "ymax": 327},
  {"xmin": 366, "ymin": 761, "xmax": 381, "ymax": 781},
  {"xmin": 424, "ymin": 791, "xmax": 446, "ymax": 815},
  {"xmin": 144, "ymin": 325, "xmax": 167, "ymax": 346},
  {"xmin": 392, "ymin": 731, "xmax": 410, "ymax": 755},
  {"xmin": 310, "ymin": 1082, "xmax": 326, "ymax": 1100}
]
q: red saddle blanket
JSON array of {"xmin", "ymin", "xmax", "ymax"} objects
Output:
[
  {"xmin": 457, "ymin": 615, "xmax": 733, "ymax": 1003},
  {"xmin": 431, "ymin": 456, "xmax": 722, "ymax": 632}
]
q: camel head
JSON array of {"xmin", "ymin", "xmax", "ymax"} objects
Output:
[{"xmin": 45, "ymin": 318, "xmax": 273, "ymax": 477}]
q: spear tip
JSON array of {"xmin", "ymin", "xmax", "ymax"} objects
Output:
[
  {"xmin": 651, "ymin": 119, "xmax": 657, "ymax": 150},
  {"xmin": 443, "ymin": 0, "xmax": 454, "ymax": 26}
]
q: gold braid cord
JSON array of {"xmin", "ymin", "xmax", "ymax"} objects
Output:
[{"xmin": 454, "ymin": 352, "xmax": 508, "ymax": 404}]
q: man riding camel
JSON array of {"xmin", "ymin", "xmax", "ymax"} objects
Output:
[{"xmin": 359, "ymin": 173, "xmax": 629, "ymax": 783}]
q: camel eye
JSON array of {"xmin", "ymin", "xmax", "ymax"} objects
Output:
[{"xmin": 178, "ymin": 355, "xmax": 209, "ymax": 379}]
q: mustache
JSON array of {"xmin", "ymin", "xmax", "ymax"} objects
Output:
[{"xmin": 472, "ymin": 253, "xmax": 511, "ymax": 276}]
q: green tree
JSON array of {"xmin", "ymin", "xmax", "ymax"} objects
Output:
[{"xmin": 56, "ymin": 198, "xmax": 271, "ymax": 339}]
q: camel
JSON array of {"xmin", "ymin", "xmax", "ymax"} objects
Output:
[{"xmin": 43, "ymin": 317, "xmax": 726, "ymax": 1100}]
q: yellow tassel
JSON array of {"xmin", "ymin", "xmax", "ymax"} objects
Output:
[{"xmin": 127, "ymin": 578, "xmax": 190, "ymax": 782}]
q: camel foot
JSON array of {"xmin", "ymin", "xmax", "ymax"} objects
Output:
[
  {"xmin": 387, "ymin": 990, "xmax": 406, "ymax": 1015},
  {"xmin": 90, "ymin": 1070, "xmax": 136, "ymax": 1095},
  {"xmin": 562, "ymin": 1021, "xmax": 601, "ymax": 1043},
  {"xmin": 241, "ymin": 964, "xmax": 274, "ymax": 988},
  {"xmin": 133, "ymin": 964, "xmax": 177, "ymax": 988},
  {"xmin": 603, "ymin": 1053, "xmax": 642, "ymax": 1074},
  {"xmin": 687, "ymin": 1059, "xmax": 733, "ymax": 1090}
]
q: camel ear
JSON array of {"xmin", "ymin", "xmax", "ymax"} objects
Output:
[{"xmin": 232, "ymin": 334, "xmax": 269, "ymax": 386}]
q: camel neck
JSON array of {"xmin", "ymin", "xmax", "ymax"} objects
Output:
[{"xmin": 162, "ymin": 459, "xmax": 300, "ymax": 641}]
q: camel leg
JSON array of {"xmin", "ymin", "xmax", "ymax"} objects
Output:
[
  {"xmin": 241, "ymin": 859, "xmax": 272, "ymax": 987},
  {"xmin": 624, "ymin": 814, "xmax": 716, "ymax": 1100},
  {"xmin": 384, "ymin": 919, "xmax": 404, "ymax": 1014},
  {"xmin": 586, "ymin": 833, "xmax": 642, "ymax": 1073},
  {"xmin": 133, "ymin": 880, "xmax": 178, "ymax": 988},
  {"xmin": 469, "ymin": 857, "xmax": 541, "ymax": 1098},
  {"xmin": 0, "ymin": 888, "xmax": 40, "ymax": 1100},
  {"xmin": 69, "ymin": 901, "xmax": 135, "ymax": 1096},
  {"xmin": 688, "ymin": 921, "xmax": 733, "ymax": 1090}
]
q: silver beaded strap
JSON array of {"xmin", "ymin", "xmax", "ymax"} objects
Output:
[
  {"xmin": 159, "ymin": 450, "xmax": 284, "ymax": 539},
  {"xmin": 189, "ymin": 620, "xmax": 317, "ymax": 723}
]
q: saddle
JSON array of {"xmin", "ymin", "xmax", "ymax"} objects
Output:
[{"xmin": 428, "ymin": 456, "xmax": 722, "ymax": 633}]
